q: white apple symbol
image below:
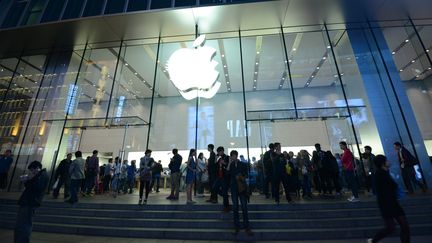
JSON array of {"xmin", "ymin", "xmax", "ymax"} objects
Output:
[{"xmin": 166, "ymin": 35, "xmax": 221, "ymax": 100}]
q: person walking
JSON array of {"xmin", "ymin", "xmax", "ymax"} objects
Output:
[
  {"xmin": 103, "ymin": 158, "xmax": 114, "ymax": 194},
  {"xmin": 127, "ymin": 160, "xmax": 137, "ymax": 194},
  {"xmin": 186, "ymin": 149, "xmax": 197, "ymax": 204},
  {"xmin": 14, "ymin": 161, "xmax": 49, "ymax": 243},
  {"xmin": 0, "ymin": 149, "xmax": 13, "ymax": 190},
  {"xmin": 227, "ymin": 150, "xmax": 253, "ymax": 236},
  {"xmin": 139, "ymin": 149, "xmax": 154, "ymax": 205},
  {"xmin": 151, "ymin": 160, "xmax": 163, "ymax": 193},
  {"xmin": 206, "ymin": 144, "xmax": 218, "ymax": 203},
  {"xmin": 52, "ymin": 153, "xmax": 72, "ymax": 199},
  {"xmin": 362, "ymin": 146, "xmax": 376, "ymax": 195},
  {"xmin": 339, "ymin": 141, "xmax": 360, "ymax": 202},
  {"xmin": 67, "ymin": 151, "xmax": 85, "ymax": 205},
  {"xmin": 394, "ymin": 142, "xmax": 426, "ymax": 194},
  {"xmin": 167, "ymin": 148, "xmax": 182, "ymax": 200},
  {"xmin": 368, "ymin": 155, "xmax": 410, "ymax": 243},
  {"xmin": 84, "ymin": 150, "xmax": 99, "ymax": 196}
]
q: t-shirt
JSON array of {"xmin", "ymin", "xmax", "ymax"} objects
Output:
[{"xmin": 0, "ymin": 156, "xmax": 13, "ymax": 173}]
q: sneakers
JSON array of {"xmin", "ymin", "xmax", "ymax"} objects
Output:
[
  {"xmin": 143, "ymin": 199, "xmax": 147, "ymax": 204},
  {"xmin": 347, "ymin": 196, "xmax": 360, "ymax": 202},
  {"xmin": 166, "ymin": 195, "xmax": 173, "ymax": 200}
]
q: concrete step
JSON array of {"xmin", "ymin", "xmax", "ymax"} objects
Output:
[{"xmin": 0, "ymin": 220, "xmax": 431, "ymax": 241}]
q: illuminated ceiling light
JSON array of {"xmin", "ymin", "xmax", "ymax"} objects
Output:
[
  {"xmin": 289, "ymin": 60, "xmax": 292, "ymax": 63},
  {"xmin": 225, "ymin": 74, "xmax": 228, "ymax": 76},
  {"xmin": 221, "ymin": 54, "xmax": 225, "ymax": 57},
  {"xmin": 416, "ymin": 75, "xmax": 419, "ymax": 78},
  {"xmin": 428, "ymin": 67, "xmax": 432, "ymax": 70},
  {"xmin": 134, "ymin": 72, "xmax": 138, "ymax": 75},
  {"xmin": 316, "ymin": 67, "xmax": 320, "ymax": 70},
  {"xmin": 253, "ymin": 86, "xmax": 256, "ymax": 89},
  {"xmin": 279, "ymin": 84, "xmax": 282, "ymax": 87},
  {"xmin": 227, "ymin": 81, "xmax": 230, "ymax": 84},
  {"xmin": 256, "ymin": 51, "xmax": 260, "ymax": 54},
  {"xmin": 92, "ymin": 84, "xmax": 96, "ymax": 87},
  {"xmin": 322, "ymin": 57, "xmax": 327, "ymax": 60},
  {"xmin": 405, "ymin": 39, "xmax": 409, "ymax": 43},
  {"xmin": 254, "ymin": 72, "xmax": 257, "ymax": 74},
  {"xmin": 223, "ymin": 65, "xmax": 227, "ymax": 68},
  {"xmin": 427, "ymin": 49, "xmax": 430, "ymax": 52},
  {"xmin": 253, "ymin": 79, "xmax": 256, "ymax": 82},
  {"xmin": 125, "ymin": 63, "xmax": 129, "ymax": 66},
  {"xmin": 327, "ymin": 45, "xmax": 331, "ymax": 49},
  {"xmin": 292, "ymin": 48, "xmax": 296, "ymax": 51},
  {"xmin": 0, "ymin": 69, "xmax": 3, "ymax": 72},
  {"xmin": 422, "ymin": 89, "xmax": 427, "ymax": 94},
  {"xmin": 391, "ymin": 51, "xmax": 396, "ymax": 55},
  {"xmin": 411, "ymin": 60, "xmax": 415, "ymax": 63},
  {"xmin": 399, "ymin": 69, "xmax": 403, "ymax": 72},
  {"xmin": 284, "ymin": 60, "xmax": 288, "ymax": 63},
  {"xmin": 341, "ymin": 73, "xmax": 344, "ymax": 76},
  {"xmin": 311, "ymin": 75, "xmax": 314, "ymax": 78},
  {"xmin": 157, "ymin": 60, "xmax": 160, "ymax": 63},
  {"xmin": 255, "ymin": 62, "xmax": 258, "ymax": 65},
  {"xmin": 282, "ymin": 77, "xmax": 285, "ymax": 80}
]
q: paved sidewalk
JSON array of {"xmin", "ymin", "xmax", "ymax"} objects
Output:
[{"xmin": 1, "ymin": 229, "xmax": 432, "ymax": 243}]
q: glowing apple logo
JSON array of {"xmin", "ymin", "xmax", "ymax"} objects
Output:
[{"xmin": 166, "ymin": 35, "xmax": 220, "ymax": 100}]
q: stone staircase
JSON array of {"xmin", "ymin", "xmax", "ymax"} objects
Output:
[{"xmin": 1, "ymin": 197, "xmax": 431, "ymax": 241}]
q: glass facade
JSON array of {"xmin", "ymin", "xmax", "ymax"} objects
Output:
[{"xmin": 0, "ymin": 1, "xmax": 431, "ymax": 191}]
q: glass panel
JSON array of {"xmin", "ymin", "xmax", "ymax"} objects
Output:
[
  {"xmin": 381, "ymin": 26, "xmax": 432, "ymax": 157},
  {"xmin": 41, "ymin": 0, "xmax": 66, "ymax": 22},
  {"xmin": 199, "ymin": 0, "xmax": 224, "ymax": 6},
  {"xmin": 105, "ymin": 0, "xmax": 126, "ymax": 14},
  {"xmin": 127, "ymin": 0, "xmax": 148, "ymax": 12},
  {"xmin": 82, "ymin": 0, "xmax": 104, "ymax": 17},
  {"xmin": 70, "ymin": 44, "xmax": 120, "ymax": 120},
  {"xmin": 150, "ymin": 0, "xmax": 172, "ymax": 9},
  {"xmin": 175, "ymin": 0, "xmax": 196, "ymax": 7},
  {"xmin": 1, "ymin": 2, "xmax": 27, "ymax": 28},
  {"xmin": 22, "ymin": 0, "xmax": 47, "ymax": 25},
  {"xmin": 62, "ymin": 0, "xmax": 85, "ymax": 20},
  {"xmin": 149, "ymin": 36, "xmax": 196, "ymax": 162}
]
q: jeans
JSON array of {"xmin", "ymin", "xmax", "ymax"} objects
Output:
[
  {"xmin": 139, "ymin": 179, "xmax": 151, "ymax": 200},
  {"xmin": 70, "ymin": 179, "xmax": 82, "ymax": 203},
  {"xmin": 170, "ymin": 172, "xmax": 180, "ymax": 198},
  {"xmin": 151, "ymin": 174, "xmax": 161, "ymax": 192},
  {"xmin": 302, "ymin": 174, "xmax": 312, "ymax": 197},
  {"xmin": 111, "ymin": 174, "xmax": 119, "ymax": 192},
  {"xmin": 85, "ymin": 173, "xmax": 97, "ymax": 194},
  {"xmin": 231, "ymin": 187, "xmax": 249, "ymax": 229},
  {"xmin": 272, "ymin": 175, "xmax": 291, "ymax": 203},
  {"xmin": 213, "ymin": 177, "xmax": 229, "ymax": 208},
  {"xmin": 127, "ymin": 177, "xmax": 135, "ymax": 193},
  {"xmin": 263, "ymin": 173, "xmax": 272, "ymax": 197},
  {"xmin": 0, "ymin": 172, "xmax": 8, "ymax": 189},
  {"xmin": 344, "ymin": 170, "xmax": 359, "ymax": 198},
  {"xmin": 103, "ymin": 174, "xmax": 111, "ymax": 193},
  {"xmin": 372, "ymin": 216, "xmax": 410, "ymax": 243},
  {"xmin": 401, "ymin": 166, "xmax": 424, "ymax": 193},
  {"xmin": 52, "ymin": 176, "xmax": 70, "ymax": 198},
  {"xmin": 14, "ymin": 206, "xmax": 35, "ymax": 243},
  {"xmin": 196, "ymin": 173, "xmax": 204, "ymax": 194},
  {"xmin": 209, "ymin": 173, "xmax": 217, "ymax": 200}
]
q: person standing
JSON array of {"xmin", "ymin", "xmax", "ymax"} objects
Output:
[
  {"xmin": 326, "ymin": 151, "xmax": 342, "ymax": 196},
  {"xmin": 340, "ymin": 141, "xmax": 360, "ymax": 202},
  {"xmin": 263, "ymin": 143, "xmax": 274, "ymax": 199},
  {"xmin": 368, "ymin": 155, "xmax": 410, "ymax": 243},
  {"xmin": 0, "ymin": 149, "xmax": 13, "ymax": 190},
  {"xmin": 312, "ymin": 143, "xmax": 327, "ymax": 194},
  {"xmin": 139, "ymin": 149, "xmax": 154, "ymax": 205},
  {"xmin": 151, "ymin": 160, "xmax": 163, "ymax": 193},
  {"xmin": 67, "ymin": 151, "xmax": 85, "ymax": 205},
  {"xmin": 196, "ymin": 152, "xmax": 206, "ymax": 197},
  {"xmin": 167, "ymin": 148, "xmax": 182, "ymax": 200},
  {"xmin": 127, "ymin": 160, "xmax": 137, "ymax": 194},
  {"xmin": 103, "ymin": 158, "xmax": 114, "ymax": 194},
  {"xmin": 186, "ymin": 149, "xmax": 197, "ymax": 204},
  {"xmin": 52, "ymin": 153, "xmax": 72, "ymax": 199},
  {"xmin": 272, "ymin": 144, "xmax": 292, "ymax": 205},
  {"xmin": 227, "ymin": 150, "xmax": 253, "ymax": 236},
  {"xmin": 214, "ymin": 146, "xmax": 230, "ymax": 212},
  {"xmin": 119, "ymin": 160, "xmax": 129, "ymax": 194},
  {"xmin": 394, "ymin": 142, "xmax": 426, "ymax": 194},
  {"xmin": 297, "ymin": 150, "xmax": 312, "ymax": 199},
  {"xmin": 111, "ymin": 157, "xmax": 121, "ymax": 198},
  {"xmin": 206, "ymin": 144, "xmax": 218, "ymax": 203},
  {"xmin": 84, "ymin": 150, "xmax": 99, "ymax": 196},
  {"xmin": 14, "ymin": 161, "xmax": 49, "ymax": 243},
  {"xmin": 362, "ymin": 146, "xmax": 376, "ymax": 195}
]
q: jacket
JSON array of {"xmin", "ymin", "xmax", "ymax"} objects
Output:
[
  {"xmin": 69, "ymin": 157, "xmax": 85, "ymax": 180},
  {"xmin": 375, "ymin": 169, "xmax": 405, "ymax": 218},
  {"xmin": 18, "ymin": 169, "xmax": 49, "ymax": 207}
]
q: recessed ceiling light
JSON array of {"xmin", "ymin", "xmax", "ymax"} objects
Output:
[
  {"xmin": 341, "ymin": 73, "xmax": 344, "ymax": 76},
  {"xmin": 427, "ymin": 49, "xmax": 430, "ymax": 52},
  {"xmin": 282, "ymin": 77, "xmax": 285, "ymax": 80},
  {"xmin": 224, "ymin": 65, "xmax": 227, "ymax": 68},
  {"xmin": 411, "ymin": 60, "xmax": 415, "ymax": 63},
  {"xmin": 227, "ymin": 81, "xmax": 230, "ymax": 84},
  {"xmin": 125, "ymin": 63, "xmax": 129, "ymax": 66},
  {"xmin": 225, "ymin": 74, "xmax": 228, "ymax": 76},
  {"xmin": 422, "ymin": 89, "xmax": 427, "ymax": 94},
  {"xmin": 399, "ymin": 69, "xmax": 403, "ymax": 72},
  {"xmin": 254, "ymin": 80, "xmax": 256, "ymax": 82},
  {"xmin": 323, "ymin": 57, "xmax": 327, "ymax": 60},
  {"xmin": 311, "ymin": 75, "xmax": 314, "ymax": 78},
  {"xmin": 428, "ymin": 67, "xmax": 431, "ymax": 70},
  {"xmin": 256, "ymin": 51, "xmax": 260, "ymax": 54},
  {"xmin": 221, "ymin": 54, "xmax": 225, "ymax": 57},
  {"xmin": 316, "ymin": 67, "xmax": 320, "ymax": 70},
  {"xmin": 416, "ymin": 75, "xmax": 419, "ymax": 78},
  {"xmin": 134, "ymin": 72, "xmax": 138, "ymax": 75},
  {"xmin": 405, "ymin": 39, "xmax": 409, "ymax": 43},
  {"xmin": 327, "ymin": 45, "xmax": 331, "ymax": 49},
  {"xmin": 255, "ymin": 62, "xmax": 258, "ymax": 65},
  {"xmin": 289, "ymin": 60, "xmax": 292, "ymax": 63},
  {"xmin": 254, "ymin": 72, "xmax": 257, "ymax": 74},
  {"xmin": 391, "ymin": 51, "xmax": 396, "ymax": 55},
  {"xmin": 292, "ymin": 48, "xmax": 296, "ymax": 51}
]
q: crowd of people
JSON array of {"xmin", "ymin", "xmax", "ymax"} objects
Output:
[{"xmin": 1, "ymin": 139, "xmax": 427, "ymax": 241}]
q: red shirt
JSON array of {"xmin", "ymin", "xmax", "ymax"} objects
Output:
[{"xmin": 341, "ymin": 148, "xmax": 354, "ymax": 171}]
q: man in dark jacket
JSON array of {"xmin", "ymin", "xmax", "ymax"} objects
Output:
[
  {"xmin": 15, "ymin": 160, "xmax": 49, "ymax": 243},
  {"xmin": 394, "ymin": 142, "xmax": 426, "ymax": 194},
  {"xmin": 85, "ymin": 150, "xmax": 99, "ymax": 195},
  {"xmin": 369, "ymin": 155, "xmax": 410, "ymax": 243},
  {"xmin": 213, "ymin": 146, "xmax": 230, "ymax": 212},
  {"xmin": 262, "ymin": 143, "xmax": 274, "ymax": 198},
  {"xmin": 206, "ymin": 144, "xmax": 217, "ymax": 203},
  {"xmin": 52, "ymin": 153, "xmax": 72, "ymax": 199},
  {"xmin": 0, "ymin": 149, "xmax": 13, "ymax": 190},
  {"xmin": 227, "ymin": 150, "xmax": 253, "ymax": 235},
  {"xmin": 167, "ymin": 148, "xmax": 182, "ymax": 200}
]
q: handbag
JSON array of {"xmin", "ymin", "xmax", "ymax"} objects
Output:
[
  {"xmin": 52, "ymin": 178, "xmax": 59, "ymax": 190},
  {"xmin": 201, "ymin": 171, "xmax": 209, "ymax": 183},
  {"xmin": 140, "ymin": 168, "xmax": 152, "ymax": 181}
]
